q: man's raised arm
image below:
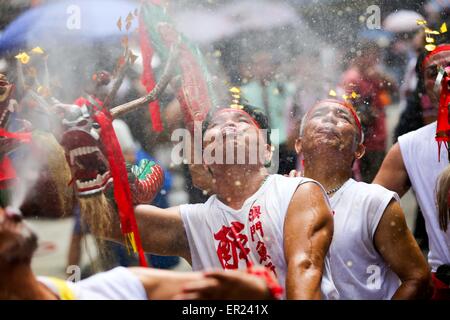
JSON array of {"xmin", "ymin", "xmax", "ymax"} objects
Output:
[
  {"xmin": 283, "ymin": 182, "xmax": 334, "ymax": 300},
  {"xmin": 93, "ymin": 205, "xmax": 191, "ymax": 262}
]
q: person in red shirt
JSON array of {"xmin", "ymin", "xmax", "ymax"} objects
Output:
[{"xmin": 340, "ymin": 41, "xmax": 396, "ymax": 182}]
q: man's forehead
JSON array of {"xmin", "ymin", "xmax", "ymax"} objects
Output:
[
  {"xmin": 211, "ymin": 109, "xmax": 255, "ymax": 123},
  {"xmin": 309, "ymin": 101, "xmax": 353, "ymax": 116},
  {"xmin": 425, "ymin": 50, "xmax": 450, "ymax": 68}
]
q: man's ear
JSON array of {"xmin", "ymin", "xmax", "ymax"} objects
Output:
[
  {"xmin": 294, "ymin": 137, "xmax": 302, "ymax": 155},
  {"xmin": 263, "ymin": 143, "xmax": 273, "ymax": 167},
  {"xmin": 354, "ymin": 143, "xmax": 366, "ymax": 160}
]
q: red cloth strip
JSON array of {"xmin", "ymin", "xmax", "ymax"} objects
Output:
[
  {"xmin": 435, "ymin": 68, "xmax": 450, "ymax": 161},
  {"xmin": 139, "ymin": 12, "xmax": 163, "ymax": 132},
  {"xmin": 94, "ymin": 110, "xmax": 148, "ymax": 267},
  {"xmin": 0, "ymin": 128, "xmax": 31, "ymax": 142}
]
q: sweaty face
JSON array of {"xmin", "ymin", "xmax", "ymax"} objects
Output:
[
  {"xmin": 423, "ymin": 49, "xmax": 450, "ymax": 106},
  {"xmin": 302, "ymin": 102, "xmax": 360, "ymax": 154},
  {"xmin": 0, "ymin": 208, "xmax": 38, "ymax": 265},
  {"xmin": 203, "ymin": 110, "xmax": 268, "ymax": 166}
]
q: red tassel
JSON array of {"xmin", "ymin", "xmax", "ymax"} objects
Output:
[
  {"xmin": 139, "ymin": 12, "xmax": 163, "ymax": 132},
  {"xmin": 94, "ymin": 110, "xmax": 148, "ymax": 267},
  {"xmin": 436, "ymin": 68, "xmax": 450, "ymax": 161}
]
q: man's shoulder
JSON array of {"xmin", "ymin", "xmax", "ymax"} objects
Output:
[
  {"xmin": 344, "ymin": 180, "xmax": 397, "ymax": 205},
  {"xmin": 271, "ymin": 173, "xmax": 315, "ymax": 184},
  {"xmin": 352, "ymin": 180, "xmax": 394, "ymax": 194},
  {"xmin": 179, "ymin": 196, "xmax": 216, "ymax": 215}
]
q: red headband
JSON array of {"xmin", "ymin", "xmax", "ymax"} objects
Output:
[
  {"xmin": 307, "ymin": 99, "xmax": 363, "ymax": 142},
  {"xmin": 422, "ymin": 44, "xmax": 450, "ymax": 68},
  {"xmin": 212, "ymin": 108, "xmax": 261, "ymax": 129}
]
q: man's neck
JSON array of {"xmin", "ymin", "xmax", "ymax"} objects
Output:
[
  {"xmin": 303, "ymin": 155, "xmax": 352, "ymax": 192},
  {"xmin": 212, "ymin": 165, "xmax": 268, "ymax": 210},
  {"xmin": 0, "ymin": 263, "xmax": 57, "ymax": 300}
]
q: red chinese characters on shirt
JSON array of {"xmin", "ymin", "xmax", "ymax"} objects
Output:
[
  {"xmin": 214, "ymin": 221, "xmax": 251, "ymax": 269},
  {"xmin": 213, "ymin": 205, "xmax": 277, "ymax": 276},
  {"xmin": 249, "ymin": 205, "xmax": 277, "ymax": 276},
  {"xmin": 248, "ymin": 205, "xmax": 261, "ymax": 222},
  {"xmin": 250, "ymin": 221, "xmax": 264, "ymax": 242}
]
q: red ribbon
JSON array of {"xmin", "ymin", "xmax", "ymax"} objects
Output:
[
  {"xmin": 139, "ymin": 12, "xmax": 163, "ymax": 133},
  {"xmin": 247, "ymin": 268, "xmax": 284, "ymax": 300},
  {"xmin": 0, "ymin": 128, "xmax": 32, "ymax": 142},
  {"xmin": 94, "ymin": 110, "xmax": 148, "ymax": 267},
  {"xmin": 436, "ymin": 69, "xmax": 450, "ymax": 161}
]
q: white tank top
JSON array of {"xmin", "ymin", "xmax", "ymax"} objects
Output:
[
  {"xmin": 179, "ymin": 174, "xmax": 337, "ymax": 298},
  {"xmin": 321, "ymin": 179, "xmax": 401, "ymax": 300},
  {"xmin": 398, "ymin": 122, "xmax": 450, "ymax": 271},
  {"xmin": 38, "ymin": 267, "xmax": 147, "ymax": 300}
]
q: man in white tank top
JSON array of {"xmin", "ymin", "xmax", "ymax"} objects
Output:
[
  {"xmin": 0, "ymin": 207, "xmax": 276, "ymax": 300},
  {"xmin": 101, "ymin": 104, "xmax": 334, "ymax": 299},
  {"xmin": 293, "ymin": 99, "xmax": 431, "ymax": 299},
  {"xmin": 374, "ymin": 44, "xmax": 450, "ymax": 300}
]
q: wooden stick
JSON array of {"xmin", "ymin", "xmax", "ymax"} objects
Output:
[
  {"xmin": 110, "ymin": 45, "xmax": 178, "ymax": 119},
  {"xmin": 103, "ymin": 52, "xmax": 130, "ymax": 109}
]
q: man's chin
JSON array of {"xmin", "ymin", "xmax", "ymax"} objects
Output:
[{"xmin": 308, "ymin": 139, "xmax": 349, "ymax": 155}]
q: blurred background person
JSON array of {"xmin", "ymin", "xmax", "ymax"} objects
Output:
[{"xmin": 339, "ymin": 40, "xmax": 396, "ymax": 183}]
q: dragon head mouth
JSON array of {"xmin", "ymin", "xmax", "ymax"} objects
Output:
[
  {"xmin": 61, "ymin": 128, "xmax": 112, "ymax": 197},
  {"xmin": 58, "ymin": 104, "xmax": 112, "ymax": 197}
]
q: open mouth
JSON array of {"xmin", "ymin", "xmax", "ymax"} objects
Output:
[
  {"xmin": 75, "ymin": 171, "xmax": 112, "ymax": 196},
  {"xmin": 315, "ymin": 128, "xmax": 340, "ymax": 139},
  {"xmin": 68, "ymin": 146, "xmax": 112, "ymax": 196},
  {"xmin": 62, "ymin": 129, "xmax": 112, "ymax": 197}
]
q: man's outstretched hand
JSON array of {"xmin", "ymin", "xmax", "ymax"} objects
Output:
[{"xmin": 174, "ymin": 268, "xmax": 278, "ymax": 300}]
